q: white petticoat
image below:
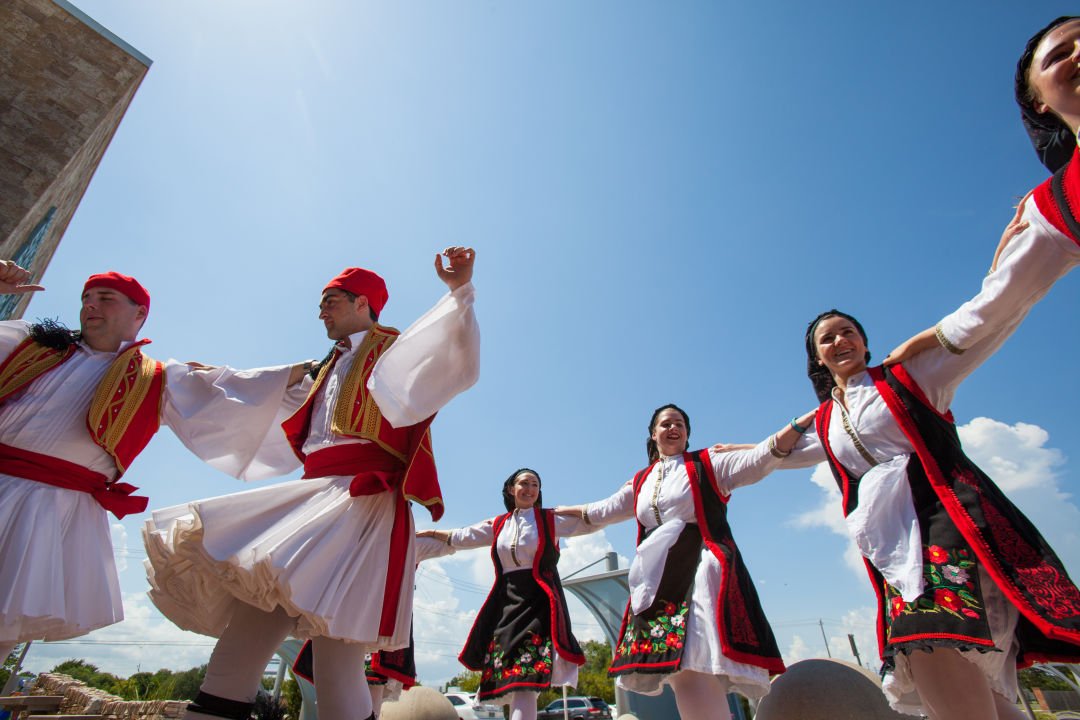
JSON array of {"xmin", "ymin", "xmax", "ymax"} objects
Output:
[
  {"xmin": 0, "ymin": 476, "xmax": 122, "ymax": 643},
  {"xmin": 617, "ymin": 543, "xmax": 771, "ymax": 699},
  {"xmin": 143, "ymin": 475, "xmax": 415, "ymax": 649},
  {"xmin": 881, "ymin": 567, "xmax": 1021, "ymax": 716}
]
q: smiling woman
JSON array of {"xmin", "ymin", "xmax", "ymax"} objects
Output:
[
  {"xmin": 777, "ymin": 307, "xmax": 1080, "ymax": 720},
  {"xmin": 554, "ymin": 403, "xmax": 814, "ymax": 720},
  {"xmin": 417, "ymin": 468, "xmax": 592, "ymax": 720}
]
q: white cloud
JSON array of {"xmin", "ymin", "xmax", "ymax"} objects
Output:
[
  {"xmin": 783, "ymin": 606, "xmax": 878, "ymax": 671},
  {"xmin": 791, "ymin": 464, "xmax": 864, "ymax": 575},
  {"xmin": 958, "ymin": 417, "xmax": 1065, "ymax": 493},
  {"xmin": 24, "ymin": 593, "xmax": 215, "ymax": 677}
]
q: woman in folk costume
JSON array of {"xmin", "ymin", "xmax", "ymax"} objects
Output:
[
  {"xmin": 0, "ymin": 266, "xmax": 305, "ymax": 661},
  {"xmin": 143, "ymin": 249, "xmax": 480, "ymax": 720},
  {"xmin": 778, "ymin": 310, "xmax": 1080, "ymax": 719},
  {"xmin": 416, "ymin": 468, "xmax": 592, "ymax": 720},
  {"xmin": 889, "ymin": 17, "xmax": 1080, "ymax": 367},
  {"xmin": 555, "ymin": 404, "xmax": 815, "ymax": 720}
]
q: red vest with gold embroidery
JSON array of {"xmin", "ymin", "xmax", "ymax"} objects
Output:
[
  {"xmin": 0, "ymin": 336, "xmax": 165, "ymax": 476},
  {"xmin": 280, "ymin": 324, "xmax": 444, "ymax": 520}
]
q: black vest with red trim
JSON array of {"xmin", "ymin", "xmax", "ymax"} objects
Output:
[
  {"xmin": 459, "ymin": 507, "xmax": 584, "ymax": 669},
  {"xmin": 1032, "ymin": 146, "xmax": 1080, "ymax": 245},
  {"xmin": 627, "ymin": 450, "xmax": 785, "ymax": 674},
  {"xmin": 817, "ymin": 364, "xmax": 1080, "ymax": 665}
]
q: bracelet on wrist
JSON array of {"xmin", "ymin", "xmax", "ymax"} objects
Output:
[{"xmin": 790, "ymin": 416, "xmax": 809, "ymax": 434}]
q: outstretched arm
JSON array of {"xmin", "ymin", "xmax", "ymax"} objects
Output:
[
  {"xmin": 0, "ymin": 260, "xmax": 44, "ymax": 295},
  {"xmin": 885, "ymin": 199, "xmax": 1033, "ymax": 368},
  {"xmin": 713, "ymin": 408, "xmax": 818, "ymax": 491}
]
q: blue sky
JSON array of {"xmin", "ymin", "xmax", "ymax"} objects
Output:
[{"xmin": 16, "ymin": 0, "xmax": 1080, "ymax": 688}]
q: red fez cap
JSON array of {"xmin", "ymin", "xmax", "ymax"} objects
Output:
[
  {"xmin": 324, "ymin": 267, "xmax": 389, "ymax": 316},
  {"xmin": 84, "ymin": 272, "xmax": 151, "ymax": 312}
]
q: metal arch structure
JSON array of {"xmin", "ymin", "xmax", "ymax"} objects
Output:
[{"xmin": 274, "ymin": 639, "xmax": 317, "ymax": 720}]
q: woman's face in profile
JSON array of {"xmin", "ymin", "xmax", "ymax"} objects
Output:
[{"xmin": 1028, "ymin": 19, "xmax": 1080, "ymax": 131}]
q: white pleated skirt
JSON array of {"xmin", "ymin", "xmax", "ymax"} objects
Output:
[
  {"xmin": 143, "ymin": 475, "xmax": 415, "ymax": 649},
  {"xmin": 0, "ymin": 475, "xmax": 122, "ymax": 643}
]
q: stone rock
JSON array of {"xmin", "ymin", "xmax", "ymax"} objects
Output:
[
  {"xmin": 379, "ymin": 686, "xmax": 458, "ymax": 720},
  {"xmin": 755, "ymin": 659, "xmax": 910, "ymax": 720}
]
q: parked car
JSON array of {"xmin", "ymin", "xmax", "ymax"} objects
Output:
[
  {"xmin": 445, "ymin": 692, "xmax": 503, "ymax": 720},
  {"xmin": 536, "ymin": 696, "xmax": 613, "ymax": 719}
]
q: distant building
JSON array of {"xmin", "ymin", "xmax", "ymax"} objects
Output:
[{"xmin": 0, "ymin": 0, "xmax": 150, "ymax": 320}]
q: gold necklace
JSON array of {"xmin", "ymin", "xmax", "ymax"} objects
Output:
[{"xmin": 650, "ymin": 458, "xmax": 669, "ymax": 526}]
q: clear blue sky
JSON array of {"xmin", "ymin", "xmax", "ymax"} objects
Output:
[{"xmin": 17, "ymin": 0, "xmax": 1080, "ymax": 688}]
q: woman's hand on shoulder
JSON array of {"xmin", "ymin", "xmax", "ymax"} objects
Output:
[
  {"xmin": 990, "ymin": 191, "xmax": 1032, "ymax": 274},
  {"xmin": 884, "ymin": 327, "xmax": 938, "ymax": 367}
]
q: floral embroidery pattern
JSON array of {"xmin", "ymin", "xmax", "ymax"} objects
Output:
[
  {"xmin": 481, "ymin": 633, "xmax": 552, "ymax": 684},
  {"xmin": 616, "ymin": 600, "xmax": 688, "ymax": 657},
  {"xmin": 886, "ymin": 545, "xmax": 982, "ymax": 626}
]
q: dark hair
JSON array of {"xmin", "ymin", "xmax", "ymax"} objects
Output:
[
  {"xmin": 805, "ymin": 310, "xmax": 871, "ymax": 403},
  {"xmin": 1015, "ymin": 16, "xmax": 1080, "ymax": 172},
  {"xmin": 502, "ymin": 468, "xmax": 543, "ymax": 512},
  {"xmin": 645, "ymin": 404, "xmax": 691, "ymax": 463}
]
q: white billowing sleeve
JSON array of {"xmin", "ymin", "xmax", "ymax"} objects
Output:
[
  {"xmin": 368, "ymin": 282, "xmax": 479, "ymax": 428},
  {"xmin": 938, "ymin": 199, "xmax": 1080, "ymax": 351},
  {"xmin": 162, "ymin": 361, "xmax": 307, "ymax": 481},
  {"xmin": 415, "ymin": 535, "xmax": 456, "ymax": 563},
  {"xmin": 554, "ymin": 511, "xmax": 608, "ymax": 538},
  {"xmin": 710, "ymin": 439, "xmax": 783, "ymax": 493},
  {"xmin": 0, "ymin": 320, "xmax": 31, "ymax": 360},
  {"xmin": 449, "ymin": 517, "xmax": 497, "ymax": 550},
  {"xmin": 581, "ymin": 481, "xmax": 635, "ymax": 526}
]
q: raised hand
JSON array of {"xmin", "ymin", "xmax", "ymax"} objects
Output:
[
  {"xmin": 0, "ymin": 260, "xmax": 44, "ymax": 295},
  {"xmin": 434, "ymin": 246, "xmax": 476, "ymax": 290}
]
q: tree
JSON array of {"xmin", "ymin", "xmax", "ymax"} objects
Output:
[
  {"xmin": 447, "ymin": 670, "xmax": 481, "ymax": 693},
  {"xmin": 50, "ymin": 659, "xmax": 126, "ymax": 696}
]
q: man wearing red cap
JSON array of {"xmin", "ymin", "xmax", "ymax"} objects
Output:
[
  {"xmin": 144, "ymin": 248, "xmax": 480, "ymax": 720},
  {"xmin": 0, "ymin": 260, "xmax": 309, "ymax": 665}
]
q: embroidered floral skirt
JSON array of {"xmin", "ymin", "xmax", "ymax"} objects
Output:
[
  {"xmin": 878, "ymin": 541, "xmax": 1020, "ymax": 715},
  {"xmin": 610, "ymin": 524, "xmax": 770, "ymax": 698},
  {"xmin": 463, "ymin": 569, "xmax": 577, "ymax": 701}
]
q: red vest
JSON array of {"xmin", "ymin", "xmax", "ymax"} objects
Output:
[
  {"xmin": 0, "ymin": 336, "xmax": 165, "ymax": 476},
  {"xmin": 1032, "ymin": 146, "xmax": 1080, "ymax": 245},
  {"xmin": 279, "ymin": 325, "xmax": 443, "ymax": 521}
]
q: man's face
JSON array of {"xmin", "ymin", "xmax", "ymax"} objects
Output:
[
  {"xmin": 318, "ymin": 289, "xmax": 370, "ymax": 341},
  {"xmin": 79, "ymin": 287, "xmax": 146, "ymax": 351}
]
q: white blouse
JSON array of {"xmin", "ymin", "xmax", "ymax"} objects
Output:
[{"xmin": 447, "ymin": 508, "xmax": 594, "ymax": 572}]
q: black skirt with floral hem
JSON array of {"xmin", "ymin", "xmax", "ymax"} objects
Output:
[
  {"xmin": 610, "ymin": 523, "xmax": 699, "ymax": 676},
  {"xmin": 466, "ymin": 570, "xmax": 560, "ymax": 701}
]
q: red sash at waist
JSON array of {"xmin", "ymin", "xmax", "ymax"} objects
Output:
[
  {"xmin": 302, "ymin": 442, "xmax": 406, "ymax": 497},
  {"xmin": 0, "ymin": 442, "xmax": 149, "ymax": 519}
]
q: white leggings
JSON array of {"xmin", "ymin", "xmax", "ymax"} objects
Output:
[
  {"xmin": 908, "ymin": 649, "xmax": 1027, "ymax": 720},
  {"xmin": 667, "ymin": 671, "xmax": 733, "ymax": 720},
  {"xmin": 507, "ymin": 690, "xmax": 538, "ymax": 720},
  {"xmin": 186, "ymin": 602, "xmax": 373, "ymax": 720}
]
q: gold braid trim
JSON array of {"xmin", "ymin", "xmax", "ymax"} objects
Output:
[
  {"xmin": 330, "ymin": 325, "xmax": 406, "ymax": 461},
  {"xmin": 87, "ymin": 346, "xmax": 159, "ymax": 474},
  {"xmin": 934, "ymin": 322, "xmax": 965, "ymax": 356},
  {"xmin": 838, "ymin": 405, "xmax": 879, "ymax": 469},
  {"xmin": 0, "ymin": 340, "xmax": 75, "ymax": 400}
]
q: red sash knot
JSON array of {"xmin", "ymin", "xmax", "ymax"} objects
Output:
[{"xmin": 0, "ymin": 442, "xmax": 148, "ymax": 519}]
